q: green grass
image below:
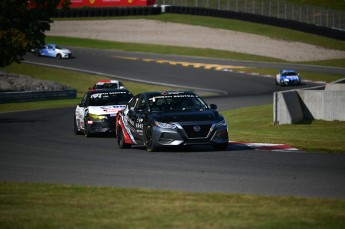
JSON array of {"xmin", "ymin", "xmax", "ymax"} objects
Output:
[
  {"xmin": 47, "ymin": 36, "xmax": 283, "ymax": 63},
  {"xmin": 0, "ymin": 63, "xmax": 187, "ymax": 111},
  {"xmin": 1, "ymin": 181, "xmax": 345, "ymax": 229},
  {"xmin": 223, "ymin": 105, "xmax": 345, "ymax": 153}
]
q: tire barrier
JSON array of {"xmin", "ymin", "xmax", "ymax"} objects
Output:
[
  {"xmin": 165, "ymin": 6, "xmax": 345, "ymax": 41},
  {"xmin": 55, "ymin": 6, "xmax": 161, "ymax": 18}
]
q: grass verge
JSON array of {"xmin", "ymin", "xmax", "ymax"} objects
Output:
[
  {"xmin": 1, "ymin": 181, "xmax": 345, "ymax": 229},
  {"xmin": 223, "ymin": 105, "xmax": 345, "ymax": 153}
]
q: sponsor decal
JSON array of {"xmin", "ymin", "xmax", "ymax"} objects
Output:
[
  {"xmin": 104, "ymin": 108, "xmax": 121, "ymax": 113},
  {"xmin": 90, "ymin": 0, "xmax": 95, "ymax": 4},
  {"xmin": 101, "ymin": 105, "xmax": 125, "ymax": 113}
]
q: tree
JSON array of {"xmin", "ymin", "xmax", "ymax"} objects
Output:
[{"xmin": 0, "ymin": 0, "xmax": 65, "ymax": 67}]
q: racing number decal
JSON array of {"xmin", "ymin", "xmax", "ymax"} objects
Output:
[{"xmin": 135, "ymin": 117, "xmax": 143, "ymax": 134}]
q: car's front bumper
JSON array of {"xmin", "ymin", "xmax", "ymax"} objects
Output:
[
  {"xmin": 151, "ymin": 123, "xmax": 229, "ymax": 147},
  {"xmin": 86, "ymin": 117, "xmax": 116, "ymax": 134},
  {"xmin": 61, "ymin": 53, "xmax": 72, "ymax": 58}
]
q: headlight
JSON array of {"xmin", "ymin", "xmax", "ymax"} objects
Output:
[
  {"xmin": 154, "ymin": 121, "xmax": 177, "ymax": 129},
  {"xmin": 215, "ymin": 119, "xmax": 227, "ymax": 128},
  {"xmin": 88, "ymin": 113, "xmax": 107, "ymax": 120}
]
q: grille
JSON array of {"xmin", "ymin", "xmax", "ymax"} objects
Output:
[{"xmin": 182, "ymin": 124, "xmax": 211, "ymax": 138}]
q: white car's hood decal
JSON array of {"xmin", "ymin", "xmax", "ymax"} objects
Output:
[{"xmin": 88, "ymin": 105, "xmax": 126, "ymax": 115}]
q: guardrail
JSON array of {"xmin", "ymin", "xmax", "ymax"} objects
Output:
[
  {"xmin": 55, "ymin": 6, "xmax": 161, "ymax": 17},
  {"xmin": 156, "ymin": 0, "xmax": 345, "ymax": 31},
  {"xmin": 0, "ymin": 89, "xmax": 77, "ymax": 104}
]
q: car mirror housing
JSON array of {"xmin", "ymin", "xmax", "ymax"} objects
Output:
[{"xmin": 210, "ymin": 104, "xmax": 217, "ymax": 110}]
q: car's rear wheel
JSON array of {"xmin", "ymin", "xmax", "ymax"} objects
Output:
[
  {"xmin": 145, "ymin": 126, "xmax": 157, "ymax": 152},
  {"xmin": 117, "ymin": 127, "xmax": 130, "ymax": 149},
  {"xmin": 212, "ymin": 142, "xmax": 229, "ymax": 151}
]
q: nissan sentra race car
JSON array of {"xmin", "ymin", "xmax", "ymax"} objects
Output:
[
  {"xmin": 116, "ymin": 91, "xmax": 229, "ymax": 152},
  {"xmin": 275, "ymin": 70, "xmax": 301, "ymax": 86},
  {"xmin": 74, "ymin": 89, "xmax": 133, "ymax": 137}
]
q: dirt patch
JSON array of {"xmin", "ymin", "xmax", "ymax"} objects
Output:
[{"xmin": 48, "ymin": 19, "xmax": 345, "ymax": 62}]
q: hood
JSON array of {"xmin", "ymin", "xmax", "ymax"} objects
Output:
[
  {"xmin": 152, "ymin": 110, "xmax": 221, "ymax": 123},
  {"xmin": 89, "ymin": 105, "xmax": 126, "ymax": 115},
  {"xmin": 57, "ymin": 48, "xmax": 71, "ymax": 53}
]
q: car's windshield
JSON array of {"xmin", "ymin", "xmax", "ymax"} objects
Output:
[
  {"xmin": 89, "ymin": 92, "xmax": 132, "ymax": 106},
  {"xmin": 148, "ymin": 93, "xmax": 209, "ymax": 112},
  {"xmin": 282, "ymin": 71, "xmax": 297, "ymax": 76},
  {"xmin": 55, "ymin": 45, "xmax": 63, "ymax": 49},
  {"xmin": 94, "ymin": 83, "xmax": 119, "ymax": 89}
]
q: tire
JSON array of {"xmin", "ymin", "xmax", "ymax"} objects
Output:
[
  {"xmin": 117, "ymin": 127, "xmax": 130, "ymax": 149},
  {"xmin": 212, "ymin": 142, "xmax": 229, "ymax": 151},
  {"xmin": 84, "ymin": 119, "xmax": 92, "ymax": 137},
  {"xmin": 145, "ymin": 126, "xmax": 157, "ymax": 152},
  {"xmin": 73, "ymin": 116, "xmax": 81, "ymax": 135},
  {"xmin": 56, "ymin": 54, "xmax": 62, "ymax": 59}
]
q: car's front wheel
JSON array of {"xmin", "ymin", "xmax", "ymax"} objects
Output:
[
  {"xmin": 84, "ymin": 120, "xmax": 92, "ymax": 137},
  {"xmin": 74, "ymin": 116, "xmax": 81, "ymax": 135},
  {"xmin": 56, "ymin": 54, "xmax": 62, "ymax": 59},
  {"xmin": 145, "ymin": 126, "xmax": 157, "ymax": 152},
  {"xmin": 117, "ymin": 127, "xmax": 131, "ymax": 149}
]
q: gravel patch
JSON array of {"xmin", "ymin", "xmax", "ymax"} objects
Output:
[
  {"xmin": 0, "ymin": 71, "xmax": 68, "ymax": 92},
  {"xmin": 48, "ymin": 19, "xmax": 345, "ymax": 62}
]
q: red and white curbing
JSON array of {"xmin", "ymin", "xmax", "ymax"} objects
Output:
[{"xmin": 229, "ymin": 141, "xmax": 299, "ymax": 152}]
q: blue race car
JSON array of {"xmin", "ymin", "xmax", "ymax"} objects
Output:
[
  {"xmin": 36, "ymin": 44, "xmax": 72, "ymax": 59},
  {"xmin": 275, "ymin": 70, "xmax": 301, "ymax": 86}
]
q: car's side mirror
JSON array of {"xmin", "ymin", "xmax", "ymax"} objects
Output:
[{"xmin": 210, "ymin": 104, "xmax": 217, "ymax": 110}]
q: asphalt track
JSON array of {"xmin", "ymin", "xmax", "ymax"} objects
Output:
[{"xmin": 1, "ymin": 47, "xmax": 345, "ymax": 199}]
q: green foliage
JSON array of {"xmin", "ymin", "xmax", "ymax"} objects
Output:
[{"xmin": 0, "ymin": 0, "xmax": 62, "ymax": 67}]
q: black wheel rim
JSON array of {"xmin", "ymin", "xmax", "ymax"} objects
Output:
[{"xmin": 146, "ymin": 127, "xmax": 153, "ymax": 151}]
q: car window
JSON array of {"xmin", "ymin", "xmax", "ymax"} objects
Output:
[
  {"xmin": 79, "ymin": 93, "xmax": 89, "ymax": 106},
  {"xmin": 128, "ymin": 95, "xmax": 139, "ymax": 111},
  {"xmin": 136, "ymin": 96, "xmax": 146, "ymax": 111},
  {"xmin": 148, "ymin": 93, "xmax": 208, "ymax": 112}
]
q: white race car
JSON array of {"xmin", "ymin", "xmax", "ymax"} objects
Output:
[
  {"xmin": 74, "ymin": 89, "xmax": 133, "ymax": 137},
  {"xmin": 275, "ymin": 70, "xmax": 301, "ymax": 86},
  {"xmin": 36, "ymin": 44, "xmax": 72, "ymax": 59},
  {"xmin": 89, "ymin": 80, "xmax": 126, "ymax": 91}
]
